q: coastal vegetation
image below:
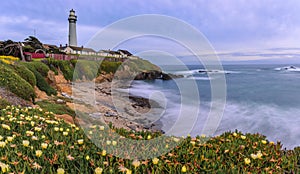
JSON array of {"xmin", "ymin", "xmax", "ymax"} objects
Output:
[
  {"xmin": 0, "ymin": 105, "xmax": 299, "ymax": 173},
  {"xmin": 0, "ymin": 57, "xmax": 299, "ymax": 173},
  {"xmin": 0, "ymin": 62, "xmax": 35, "ymax": 101},
  {"xmin": 0, "ymin": 56, "xmax": 158, "ymax": 103}
]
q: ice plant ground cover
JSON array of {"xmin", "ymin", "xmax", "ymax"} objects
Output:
[
  {"xmin": 0, "ymin": 56, "xmax": 19, "ymax": 65},
  {"xmin": 0, "ymin": 106, "xmax": 299, "ymax": 173}
]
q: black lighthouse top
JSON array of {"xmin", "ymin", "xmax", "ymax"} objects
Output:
[{"xmin": 68, "ymin": 9, "xmax": 77, "ymax": 23}]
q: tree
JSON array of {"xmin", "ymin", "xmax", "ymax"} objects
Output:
[
  {"xmin": 24, "ymin": 36, "xmax": 44, "ymax": 50},
  {"xmin": 0, "ymin": 40, "xmax": 24, "ymax": 61}
]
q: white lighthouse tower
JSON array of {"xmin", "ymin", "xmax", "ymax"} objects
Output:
[{"xmin": 68, "ymin": 9, "xmax": 77, "ymax": 47}]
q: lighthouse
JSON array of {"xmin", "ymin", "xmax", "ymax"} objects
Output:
[{"xmin": 68, "ymin": 9, "xmax": 77, "ymax": 46}]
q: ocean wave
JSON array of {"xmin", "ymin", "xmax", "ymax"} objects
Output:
[
  {"xmin": 186, "ymin": 76, "xmax": 212, "ymax": 80},
  {"xmin": 274, "ymin": 65, "xmax": 300, "ymax": 72},
  {"xmin": 174, "ymin": 69, "xmax": 239, "ymax": 76},
  {"xmin": 189, "ymin": 101, "xmax": 300, "ymax": 150}
]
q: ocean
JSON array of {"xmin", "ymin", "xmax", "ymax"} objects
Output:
[{"xmin": 129, "ymin": 64, "xmax": 300, "ymax": 149}]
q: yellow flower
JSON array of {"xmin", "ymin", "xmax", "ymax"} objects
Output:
[
  {"xmin": 41, "ymin": 135, "xmax": 46, "ymax": 139},
  {"xmin": 89, "ymin": 131, "xmax": 93, "ymax": 135},
  {"xmin": 0, "ymin": 136, "xmax": 3, "ymax": 140},
  {"xmin": 269, "ymin": 141, "xmax": 274, "ymax": 145},
  {"xmin": 2, "ymin": 124, "xmax": 10, "ymax": 130},
  {"xmin": 59, "ymin": 128, "xmax": 64, "ymax": 132},
  {"xmin": 41, "ymin": 143, "xmax": 48, "ymax": 149},
  {"xmin": 95, "ymin": 167, "xmax": 103, "ymax": 174},
  {"xmin": 173, "ymin": 137, "xmax": 180, "ymax": 142},
  {"xmin": 244, "ymin": 158, "xmax": 251, "ymax": 165},
  {"xmin": 22, "ymin": 140, "xmax": 30, "ymax": 147},
  {"xmin": 132, "ymin": 160, "xmax": 140, "ymax": 168},
  {"xmin": 0, "ymin": 162, "xmax": 10, "ymax": 173},
  {"xmin": 34, "ymin": 127, "xmax": 42, "ymax": 132},
  {"xmin": 6, "ymin": 136, "xmax": 13, "ymax": 142},
  {"xmin": 77, "ymin": 139, "xmax": 84, "ymax": 145},
  {"xmin": 99, "ymin": 126, "xmax": 105, "ymax": 131},
  {"xmin": 106, "ymin": 140, "xmax": 111, "ymax": 145},
  {"xmin": 201, "ymin": 134, "xmax": 206, "ymax": 138},
  {"xmin": 233, "ymin": 132, "xmax": 237, "ymax": 137},
  {"xmin": 31, "ymin": 121, "xmax": 35, "ymax": 127},
  {"xmin": 126, "ymin": 169, "xmax": 132, "ymax": 174},
  {"xmin": 181, "ymin": 166, "xmax": 187, "ymax": 173},
  {"xmin": 0, "ymin": 141, "xmax": 6, "ymax": 148},
  {"xmin": 112, "ymin": 141, "xmax": 117, "ymax": 146},
  {"xmin": 165, "ymin": 144, "xmax": 169, "ymax": 148},
  {"xmin": 57, "ymin": 168, "xmax": 65, "ymax": 174},
  {"xmin": 90, "ymin": 125, "xmax": 97, "ymax": 129},
  {"xmin": 101, "ymin": 150, "xmax": 106, "ymax": 156},
  {"xmin": 32, "ymin": 136, "xmax": 38, "ymax": 141},
  {"xmin": 36, "ymin": 150, "xmax": 43, "ymax": 157},
  {"xmin": 152, "ymin": 157, "xmax": 159, "ymax": 165},
  {"xmin": 250, "ymin": 154, "xmax": 257, "ymax": 159},
  {"xmin": 86, "ymin": 155, "xmax": 90, "ymax": 160},
  {"xmin": 190, "ymin": 141, "xmax": 196, "ymax": 146},
  {"xmin": 257, "ymin": 151, "xmax": 263, "ymax": 159},
  {"xmin": 261, "ymin": 140, "xmax": 267, "ymax": 144},
  {"xmin": 63, "ymin": 132, "xmax": 68, "ymax": 136},
  {"xmin": 147, "ymin": 135, "xmax": 152, "ymax": 140},
  {"xmin": 26, "ymin": 131, "xmax": 34, "ymax": 136},
  {"xmin": 241, "ymin": 135, "xmax": 246, "ymax": 140}
]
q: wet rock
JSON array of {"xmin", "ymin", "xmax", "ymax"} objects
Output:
[
  {"xmin": 127, "ymin": 125, "xmax": 137, "ymax": 131},
  {"xmin": 104, "ymin": 111, "xmax": 118, "ymax": 117},
  {"xmin": 89, "ymin": 112, "xmax": 102, "ymax": 119},
  {"xmin": 134, "ymin": 70, "xmax": 183, "ymax": 81},
  {"xmin": 56, "ymin": 99, "xmax": 65, "ymax": 104},
  {"xmin": 134, "ymin": 70, "xmax": 161, "ymax": 80},
  {"xmin": 61, "ymin": 92, "xmax": 72, "ymax": 99}
]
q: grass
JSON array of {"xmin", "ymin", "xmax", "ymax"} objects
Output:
[
  {"xmin": 35, "ymin": 100, "xmax": 75, "ymax": 117},
  {"xmin": 0, "ymin": 105, "xmax": 299, "ymax": 173}
]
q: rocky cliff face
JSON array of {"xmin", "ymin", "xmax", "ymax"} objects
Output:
[{"xmin": 46, "ymin": 70, "xmax": 72, "ymax": 95}]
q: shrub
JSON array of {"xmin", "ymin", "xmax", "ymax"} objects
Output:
[
  {"xmin": 123, "ymin": 59, "xmax": 160, "ymax": 72},
  {"xmin": 20, "ymin": 62, "xmax": 57, "ymax": 96},
  {"xmin": 57, "ymin": 61, "xmax": 74, "ymax": 81},
  {"xmin": 11, "ymin": 63, "xmax": 36, "ymax": 87},
  {"xmin": 30, "ymin": 61, "xmax": 50, "ymax": 77},
  {"xmin": 99, "ymin": 61, "xmax": 121, "ymax": 74},
  {"xmin": 73, "ymin": 60, "xmax": 99, "ymax": 80},
  {"xmin": 0, "ymin": 64, "xmax": 35, "ymax": 101},
  {"xmin": 43, "ymin": 59, "xmax": 74, "ymax": 81},
  {"xmin": 33, "ymin": 70, "xmax": 57, "ymax": 96},
  {"xmin": 42, "ymin": 58, "xmax": 58, "ymax": 75}
]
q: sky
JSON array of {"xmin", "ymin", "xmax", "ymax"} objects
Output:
[{"xmin": 1, "ymin": 0, "xmax": 300, "ymax": 63}]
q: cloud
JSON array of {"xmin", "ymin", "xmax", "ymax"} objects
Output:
[
  {"xmin": 206, "ymin": 48, "xmax": 300, "ymax": 61},
  {"xmin": 1, "ymin": 0, "xmax": 300, "ymax": 62}
]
